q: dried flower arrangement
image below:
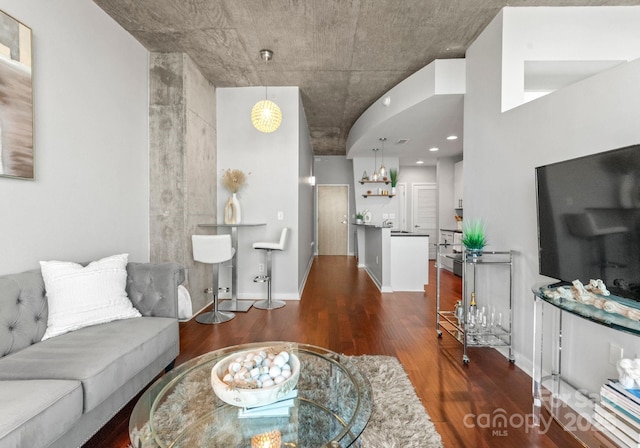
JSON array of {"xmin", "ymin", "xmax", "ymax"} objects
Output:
[{"xmin": 221, "ymin": 168, "xmax": 247, "ymax": 193}]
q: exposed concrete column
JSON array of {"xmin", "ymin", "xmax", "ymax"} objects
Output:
[{"xmin": 149, "ymin": 52, "xmax": 216, "ymax": 314}]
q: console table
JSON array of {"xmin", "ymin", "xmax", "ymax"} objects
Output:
[
  {"xmin": 531, "ymin": 283, "xmax": 640, "ymax": 446},
  {"xmin": 198, "ymin": 223, "xmax": 265, "ymax": 312}
]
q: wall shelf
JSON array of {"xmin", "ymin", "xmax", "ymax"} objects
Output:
[
  {"xmin": 362, "ymin": 194, "xmax": 395, "ymax": 198},
  {"xmin": 359, "ymin": 180, "xmax": 390, "ymax": 185}
]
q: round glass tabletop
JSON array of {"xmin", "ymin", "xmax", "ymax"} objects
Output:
[{"xmin": 129, "ymin": 342, "xmax": 372, "ymax": 448}]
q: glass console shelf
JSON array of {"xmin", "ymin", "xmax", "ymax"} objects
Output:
[
  {"xmin": 531, "ymin": 283, "xmax": 640, "ymax": 447},
  {"xmin": 532, "ymin": 283, "xmax": 640, "ymax": 336},
  {"xmin": 436, "ymin": 248, "xmax": 515, "ymax": 365}
]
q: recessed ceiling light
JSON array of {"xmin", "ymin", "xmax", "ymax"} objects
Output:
[
  {"xmin": 446, "ymin": 135, "xmax": 458, "ymax": 140},
  {"xmin": 416, "ymin": 160, "xmax": 424, "ymax": 164},
  {"xmin": 429, "ymin": 147, "xmax": 439, "ymax": 152}
]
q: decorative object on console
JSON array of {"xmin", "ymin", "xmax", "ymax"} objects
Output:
[
  {"xmin": 39, "ymin": 254, "xmax": 141, "ymax": 340},
  {"xmin": 251, "ymin": 49, "xmax": 282, "ymax": 133},
  {"xmin": 222, "ymin": 168, "xmax": 247, "ymax": 224},
  {"xmin": 461, "ymin": 218, "xmax": 487, "ymax": 257},
  {"xmin": 356, "ymin": 212, "xmax": 364, "ymax": 224},
  {"xmin": 617, "ymin": 358, "xmax": 640, "ymax": 389},
  {"xmin": 0, "ymin": 10, "xmax": 33, "ymax": 180},
  {"xmin": 541, "ymin": 279, "xmax": 640, "ymax": 321}
]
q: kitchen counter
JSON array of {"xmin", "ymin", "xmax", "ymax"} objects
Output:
[
  {"xmin": 390, "ymin": 231, "xmax": 430, "ymax": 237},
  {"xmin": 355, "ymin": 226, "xmax": 429, "ymax": 292},
  {"xmin": 390, "ymin": 233, "xmax": 429, "ymax": 291}
]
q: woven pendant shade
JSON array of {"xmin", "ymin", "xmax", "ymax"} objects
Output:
[{"xmin": 251, "ymin": 99, "xmax": 282, "ymax": 133}]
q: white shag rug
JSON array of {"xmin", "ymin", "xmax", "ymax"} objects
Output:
[
  {"xmin": 349, "ymin": 355, "xmax": 443, "ymax": 448},
  {"xmin": 128, "ymin": 355, "xmax": 443, "ymax": 448}
]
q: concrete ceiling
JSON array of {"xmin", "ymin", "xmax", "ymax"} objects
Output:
[{"xmin": 93, "ymin": 0, "xmax": 639, "ymax": 157}]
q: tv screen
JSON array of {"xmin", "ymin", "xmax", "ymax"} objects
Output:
[{"xmin": 536, "ymin": 144, "xmax": 640, "ymax": 301}]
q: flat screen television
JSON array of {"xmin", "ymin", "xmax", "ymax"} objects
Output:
[{"xmin": 535, "ymin": 144, "xmax": 640, "ymax": 301}]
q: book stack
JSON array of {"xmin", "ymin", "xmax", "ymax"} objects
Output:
[
  {"xmin": 237, "ymin": 389, "xmax": 297, "ymax": 419},
  {"xmin": 595, "ymin": 380, "xmax": 640, "ymax": 448}
]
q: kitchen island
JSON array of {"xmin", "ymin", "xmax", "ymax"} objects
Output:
[{"xmin": 355, "ymin": 224, "xmax": 429, "ymax": 292}]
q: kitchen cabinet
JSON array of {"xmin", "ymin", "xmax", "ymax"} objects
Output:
[
  {"xmin": 390, "ymin": 233, "xmax": 429, "ymax": 291},
  {"xmin": 439, "ymin": 229, "xmax": 462, "ymax": 275}
]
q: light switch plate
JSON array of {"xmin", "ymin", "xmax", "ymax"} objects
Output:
[{"xmin": 277, "ymin": 211, "xmax": 284, "ymax": 220}]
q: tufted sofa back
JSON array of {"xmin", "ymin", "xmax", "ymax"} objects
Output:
[
  {"xmin": 0, "ymin": 270, "xmax": 48, "ymax": 358},
  {"xmin": 0, "ymin": 262, "xmax": 185, "ymax": 359}
]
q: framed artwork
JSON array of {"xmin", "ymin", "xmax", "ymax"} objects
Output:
[{"xmin": 0, "ymin": 9, "xmax": 33, "ymax": 180}]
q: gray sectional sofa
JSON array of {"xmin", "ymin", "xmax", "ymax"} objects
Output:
[{"xmin": 0, "ymin": 261, "xmax": 185, "ymax": 448}]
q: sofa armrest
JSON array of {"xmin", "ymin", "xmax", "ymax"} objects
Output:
[{"xmin": 126, "ymin": 262, "xmax": 185, "ymax": 318}]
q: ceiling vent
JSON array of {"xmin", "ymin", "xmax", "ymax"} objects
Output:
[{"xmin": 396, "ymin": 139, "xmax": 410, "ymax": 145}]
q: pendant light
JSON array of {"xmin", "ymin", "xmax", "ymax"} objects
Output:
[
  {"xmin": 251, "ymin": 49, "xmax": 282, "ymax": 133},
  {"xmin": 371, "ymin": 148, "xmax": 379, "ymax": 181},
  {"xmin": 379, "ymin": 137, "xmax": 387, "ymax": 179}
]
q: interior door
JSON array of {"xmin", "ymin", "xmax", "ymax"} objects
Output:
[
  {"xmin": 317, "ymin": 185, "xmax": 348, "ymax": 255},
  {"xmin": 412, "ymin": 183, "xmax": 437, "ymax": 259}
]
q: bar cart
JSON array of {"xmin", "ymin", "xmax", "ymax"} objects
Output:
[{"xmin": 436, "ymin": 244, "xmax": 515, "ymax": 364}]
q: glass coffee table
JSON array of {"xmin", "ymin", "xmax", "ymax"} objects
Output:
[{"xmin": 130, "ymin": 342, "xmax": 372, "ymax": 447}]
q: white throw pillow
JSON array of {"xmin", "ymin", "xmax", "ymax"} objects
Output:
[{"xmin": 40, "ymin": 253, "xmax": 141, "ymax": 340}]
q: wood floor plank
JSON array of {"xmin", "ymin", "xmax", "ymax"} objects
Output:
[{"xmin": 85, "ymin": 256, "xmax": 582, "ymax": 448}]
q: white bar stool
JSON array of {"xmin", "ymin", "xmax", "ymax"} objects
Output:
[
  {"xmin": 253, "ymin": 228, "xmax": 289, "ymax": 310},
  {"xmin": 192, "ymin": 234, "xmax": 236, "ymax": 324}
]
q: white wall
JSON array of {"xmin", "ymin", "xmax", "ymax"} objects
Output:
[
  {"xmin": 297, "ymin": 96, "xmax": 314, "ymax": 291},
  {"xmin": 217, "ymin": 86, "xmax": 311, "ymax": 299},
  {"xmin": 465, "ymin": 7, "xmax": 640, "ymax": 391},
  {"xmin": 436, "ymin": 157, "xmax": 459, "ymax": 235},
  {"xmin": 501, "ymin": 6, "xmax": 640, "ymax": 111},
  {"xmin": 0, "ymin": 0, "xmax": 149, "ymax": 274}
]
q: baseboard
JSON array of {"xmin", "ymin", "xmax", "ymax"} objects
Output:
[
  {"xmin": 363, "ymin": 267, "xmax": 393, "ymax": 293},
  {"xmin": 298, "ymin": 255, "xmax": 314, "ymax": 297}
]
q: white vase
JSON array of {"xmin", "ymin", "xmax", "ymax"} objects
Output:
[{"xmin": 224, "ymin": 193, "xmax": 242, "ymax": 224}]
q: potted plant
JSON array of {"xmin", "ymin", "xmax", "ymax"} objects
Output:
[
  {"xmin": 462, "ymin": 219, "xmax": 487, "ymax": 259},
  {"xmin": 389, "ymin": 168, "xmax": 398, "ymax": 195},
  {"xmin": 355, "ymin": 212, "xmax": 364, "ymax": 224}
]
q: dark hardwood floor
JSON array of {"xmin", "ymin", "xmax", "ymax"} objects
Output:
[{"xmin": 86, "ymin": 256, "xmax": 582, "ymax": 448}]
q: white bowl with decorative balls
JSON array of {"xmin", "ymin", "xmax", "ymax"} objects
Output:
[{"xmin": 211, "ymin": 347, "xmax": 300, "ymax": 408}]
